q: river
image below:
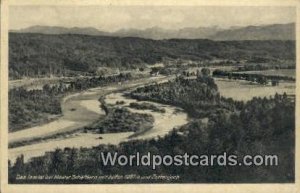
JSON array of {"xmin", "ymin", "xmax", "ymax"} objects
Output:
[{"xmin": 8, "ymin": 76, "xmax": 188, "ymax": 162}]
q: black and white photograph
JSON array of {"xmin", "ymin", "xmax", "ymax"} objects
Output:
[{"xmin": 0, "ymin": 0, "xmax": 299, "ymax": 191}]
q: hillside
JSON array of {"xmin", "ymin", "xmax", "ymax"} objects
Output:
[{"xmin": 9, "ymin": 33, "xmax": 295, "ymax": 79}]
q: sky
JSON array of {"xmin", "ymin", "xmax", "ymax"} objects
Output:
[{"xmin": 9, "ymin": 6, "xmax": 296, "ymax": 31}]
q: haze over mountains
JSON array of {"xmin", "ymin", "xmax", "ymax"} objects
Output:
[
  {"xmin": 210, "ymin": 23, "xmax": 295, "ymax": 41},
  {"xmin": 12, "ymin": 23, "xmax": 295, "ymax": 41}
]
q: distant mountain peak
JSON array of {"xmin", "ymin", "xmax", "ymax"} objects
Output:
[
  {"xmin": 15, "ymin": 25, "xmax": 107, "ymax": 36},
  {"xmin": 211, "ymin": 23, "xmax": 295, "ymax": 41},
  {"xmin": 12, "ymin": 23, "xmax": 295, "ymax": 40}
]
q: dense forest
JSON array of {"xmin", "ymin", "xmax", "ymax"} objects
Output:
[
  {"xmin": 9, "ymin": 75, "xmax": 294, "ymax": 183},
  {"xmin": 130, "ymin": 75, "xmax": 243, "ymax": 118},
  {"xmin": 9, "ymin": 86, "xmax": 64, "ymax": 132},
  {"xmin": 85, "ymin": 107, "xmax": 154, "ymax": 134},
  {"xmin": 9, "ymin": 33, "xmax": 295, "ymax": 79},
  {"xmin": 129, "ymin": 102, "xmax": 166, "ymax": 113}
]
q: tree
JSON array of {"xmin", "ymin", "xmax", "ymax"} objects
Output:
[
  {"xmin": 272, "ymin": 80, "xmax": 279, "ymax": 86},
  {"xmin": 43, "ymin": 84, "xmax": 51, "ymax": 92},
  {"xmin": 49, "ymin": 149, "xmax": 63, "ymax": 174},
  {"xmin": 256, "ymin": 76, "xmax": 267, "ymax": 85},
  {"xmin": 201, "ymin": 68, "xmax": 211, "ymax": 76},
  {"xmin": 66, "ymin": 148, "xmax": 77, "ymax": 174},
  {"xmin": 13, "ymin": 154, "xmax": 25, "ymax": 175}
]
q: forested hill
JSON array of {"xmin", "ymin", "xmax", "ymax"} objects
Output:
[{"xmin": 9, "ymin": 33, "xmax": 295, "ymax": 79}]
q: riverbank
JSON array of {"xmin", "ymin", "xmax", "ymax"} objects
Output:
[{"xmin": 9, "ymin": 76, "xmax": 188, "ymax": 163}]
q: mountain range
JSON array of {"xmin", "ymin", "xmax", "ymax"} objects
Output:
[{"xmin": 11, "ymin": 23, "xmax": 295, "ymax": 41}]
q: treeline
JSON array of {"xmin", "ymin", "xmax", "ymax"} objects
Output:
[
  {"xmin": 212, "ymin": 69, "xmax": 295, "ymax": 85},
  {"xmin": 9, "ymin": 33, "xmax": 295, "ymax": 79},
  {"xmin": 9, "ymin": 73, "xmax": 134, "ymax": 132},
  {"xmin": 70, "ymin": 73, "xmax": 132, "ymax": 91},
  {"xmin": 8, "ymin": 93, "xmax": 295, "ymax": 183},
  {"xmin": 235, "ymin": 63, "xmax": 295, "ymax": 71}
]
